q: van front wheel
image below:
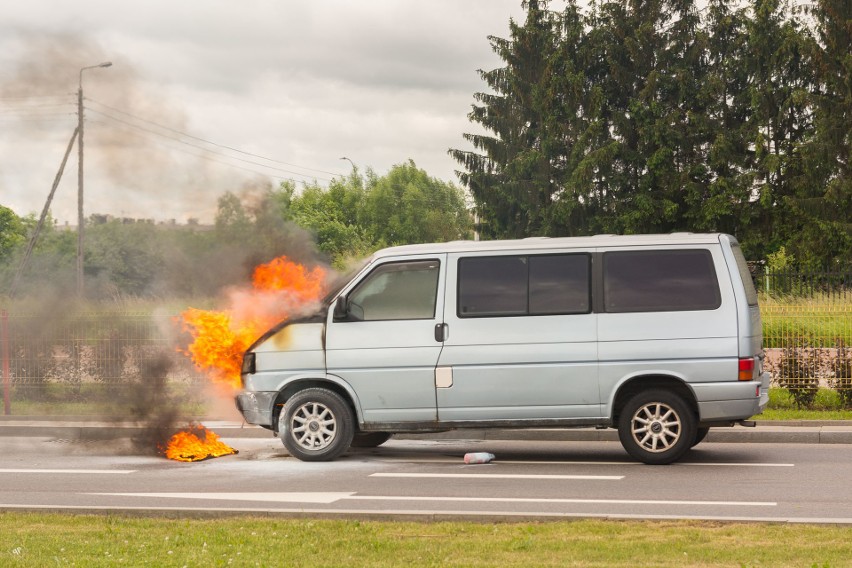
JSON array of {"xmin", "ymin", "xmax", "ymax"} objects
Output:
[
  {"xmin": 617, "ymin": 389, "xmax": 696, "ymax": 465},
  {"xmin": 350, "ymin": 432, "xmax": 393, "ymax": 448},
  {"xmin": 279, "ymin": 388, "xmax": 354, "ymax": 462}
]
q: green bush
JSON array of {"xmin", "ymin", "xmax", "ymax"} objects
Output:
[
  {"xmin": 776, "ymin": 340, "xmax": 822, "ymax": 408},
  {"xmin": 829, "ymin": 339, "xmax": 852, "ymax": 408}
]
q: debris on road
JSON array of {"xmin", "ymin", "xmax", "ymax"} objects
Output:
[{"xmin": 464, "ymin": 452, "xmax": 495, "ymax": 464}]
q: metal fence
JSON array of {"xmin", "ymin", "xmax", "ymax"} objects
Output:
[
  {"xmin": 2, "ymin": 270, "xmax": 851, "ymax": 415},
  {"xmin": 758, "ymin": 271, "xmax": 852, "ymax": 407},
  {"xmin": 1, "ymin": 310, "xmax": 205, "ymax": 416}
]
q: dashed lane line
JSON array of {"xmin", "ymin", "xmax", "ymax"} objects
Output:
[
  {"xmin": 0, "ymin": 469, "xmax": 136, "ymax": 474},
  {"xmin": 369, "ymin": 472, "xmax": 623, "ymax": 480}
]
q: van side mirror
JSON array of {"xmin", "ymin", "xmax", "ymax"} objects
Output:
[{"xmin": 333, "ymin": 296, "xmax": 349, "ymax": 320}]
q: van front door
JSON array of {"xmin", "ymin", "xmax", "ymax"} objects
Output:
[
  {"xmin": 325, "ymin": 256, "xmax": 445, "ymax": 424},
  {"xmin": 436, "ymin": 252, "xmax": 600, "ymax": 421}
]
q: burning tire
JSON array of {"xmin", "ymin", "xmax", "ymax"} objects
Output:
[{"xmin": 279, "ymin": 388, "xmax": 354, "ymax": 461}]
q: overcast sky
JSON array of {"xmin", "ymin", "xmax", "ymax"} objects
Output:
[{"xmin": 0, "ymin": 1, "xmax": 538, "ymax": 225}]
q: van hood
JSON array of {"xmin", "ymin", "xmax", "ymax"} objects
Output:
[
  {"xmin": 246, "ymin": 310, "xmax": 325, "ymax": 354},
  {"xmin": 252, "ymin": 320, "xmax": 325, "ymax": 354}
]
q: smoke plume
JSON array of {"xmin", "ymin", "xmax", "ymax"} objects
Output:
[{"xmin": 1, "ymin": 31, "xmax": 263, "ymax": 224}]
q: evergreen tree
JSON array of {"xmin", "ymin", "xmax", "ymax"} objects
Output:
[
  {"xmin": 450, "ymin": 0, "xmax": 561, "ymax": 238},
  {"xmin": 790, "ymin": 0, "xmax": 852, "ymax": 267},
  {"xmin": 742, "ymin": 0, "xmax": 814, "ymax": 258},
  {"xmin": 698, "ymin": 0, "xmax": 754, "ymax": 237}
]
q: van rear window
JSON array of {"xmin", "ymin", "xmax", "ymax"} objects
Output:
[
  {"xmin": 458, "ymin": 254, "xmax": 590, "ymax": 317},
  {"xmin": 731, "ymin": 244, "xmax": 759, "ymax": 306},
  {"xmin": 603, "ymin": 250, "xmax": 721, "ymax": 313}
]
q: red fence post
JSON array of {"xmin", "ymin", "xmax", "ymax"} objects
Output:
[{"xmin": 2, "ymin": 310, "xmax": 10, "ymax": 415}]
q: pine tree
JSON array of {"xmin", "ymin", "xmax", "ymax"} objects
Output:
[
  {"xmin": 790, "ymin": 0, "xmax": 852, "ymax": 267},
  {"xmin": 450, "ymin": 0, "xmax": 561, "ymax": 237}
]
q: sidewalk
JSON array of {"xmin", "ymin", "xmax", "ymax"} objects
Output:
[{"xmin": 2, "ymin": 416, "xmax": 852, "ymax": 444}]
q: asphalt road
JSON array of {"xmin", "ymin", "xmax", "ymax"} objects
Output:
[{"xmin": 1, "ymin": 435, "xmax": 850, "ymax": 523}]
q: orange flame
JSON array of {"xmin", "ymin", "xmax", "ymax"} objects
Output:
[
  {"xmin": 163, "ymin": 423, "xmax": 238, "ymax": 462},
  {"xmin": 180, "ymin": 256, "xmax": 327, "ymax": 391}
]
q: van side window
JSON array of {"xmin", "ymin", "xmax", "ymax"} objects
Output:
[
  {"xmin": 458, "ymin": 254, "xmax": 590, "ymax": 317},
  {"xmin": 346, "ymin": 260, "xmax": 439, "ymax": 321},
  {"xmin": 603, "ymin": 250, "xmax": 721, "ymax": 313}
]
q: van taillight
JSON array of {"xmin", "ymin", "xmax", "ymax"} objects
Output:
[{"xmin": 738, "ymin": 357, "xmax": 755, "ymax": 381}]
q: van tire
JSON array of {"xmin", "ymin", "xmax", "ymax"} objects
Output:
[
  {"xmin": 279, "ymin": 388, "xmax": 354, "ymax": 462},
  {"xmin": 350, "ymin": 432, "xmax": 393, "ymax": 448},
  {"xmin": 692, "ymin": 427, "xmax": 710, "ymax": 448},
  {"xmin": 617, "ymin": 389, "xmax": 696, "ymax": 465}
]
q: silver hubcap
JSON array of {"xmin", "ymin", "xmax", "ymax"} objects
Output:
[
  {"xmin": 630, "ymin": 402, "xmax": 681, "ymax": 453},
  {"xmin": 290, "ymin": 402, "xmax": 337, "ymax": 451}
]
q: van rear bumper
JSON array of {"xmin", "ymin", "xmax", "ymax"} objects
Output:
[
  {"xmin": 235, "ymin": 391, "xmax": 277, "ymax": 426},
  {"xmin": 693, "ymin": 372, "xmax": 770, "ymax": 421}
]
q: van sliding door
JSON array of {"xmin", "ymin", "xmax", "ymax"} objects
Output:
[{"xmin": 436, "ymin": 251, "xmax": 600, "ymax": 421}]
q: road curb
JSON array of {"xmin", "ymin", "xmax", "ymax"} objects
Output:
[{"xmin": 1, "ymin": 422, "xmax": 852, "ymax": 444}]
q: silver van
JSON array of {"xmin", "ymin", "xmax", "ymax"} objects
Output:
[{"xmin": 236, "ymin": 233, "xmax": 769, "ymax": 464}]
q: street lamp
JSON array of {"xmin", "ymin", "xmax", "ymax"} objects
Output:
[
  {"xmin": 340, "ymin": 156, "xmax": 355, "ymax": 171},
  {"xmin": 77, "ymin": 61, "xmax": 112, "ymax": 298}
]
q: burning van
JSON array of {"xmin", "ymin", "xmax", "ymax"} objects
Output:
[{"xmin": 236, "ymin": 233, "xmax": 769, "ymax": 465}]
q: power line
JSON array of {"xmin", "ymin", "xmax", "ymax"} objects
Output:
[
  {"xmin": 85, "ymin": 97, "xmax": 344, "ymax": 178},
  {"xmin": 0, "ymin": 94, "xmax": 73, "ymax": 102},
  {"xmin": 87, "ymin": 108, "xmax": 335, "ymax": 183},
  {"xmin": 88, "ymin": 118, "xmax": 325, "ymax": 185}
]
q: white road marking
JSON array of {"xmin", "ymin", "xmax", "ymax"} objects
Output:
[
  {"xmin": 370, "ymin": 473, "xmax": 623, "ymax": 480},
  {"xmin": 345, "ymin": 495, "xmax": 776, "ymax": 507},
  {"xmin": 0, "ymin": 469, "xmax": 136, "ymax": 474},
  {"xmin": 85, "ymin": 492, "xmax": 774, "ymax": 507},
  {"xmin": 376, "ymin": 458, "xmax": 795, "ymax": 467},
  {"xmin": 678, "ymin": 462, "xmax": 795, "ymax": 467},
  {"xmin": 91, "ymin": 492, "xmax": 353, "ymax": 504}
]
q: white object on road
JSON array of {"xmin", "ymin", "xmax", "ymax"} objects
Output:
[{"xmin": 464, "ymin": 452, "xmax": 495, "ymax": 464}]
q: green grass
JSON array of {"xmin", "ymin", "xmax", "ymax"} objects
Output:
[
  {"xmin": 760, "ymin": 294, "xmax": 852, "ymax": 348},
  {"xmin": 755, "ymin": 387, "xmax": 852, "ymax": 420},
  {"xmin": 1, "ymin": 513, "xmax": 851, "ymax": 567},
  {"xmin": 6, "ymin": 399, "xmax": 207, "ymax": 417},
  {"xmin": 5, "ymin": 383, "xmax": 206, "ymax": 417}
]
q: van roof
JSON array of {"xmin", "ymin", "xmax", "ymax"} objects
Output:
[{"xmin": 371, "ymin": 233, "xmax": 729, "ymax": 260}]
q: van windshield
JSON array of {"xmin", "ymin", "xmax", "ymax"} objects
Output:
[{"xmin": 320, "ymin": 258, "xmax": 370, "ymax": 306}]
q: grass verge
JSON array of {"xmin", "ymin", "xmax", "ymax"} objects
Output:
[
  {"xmin": 2, "ymin": 513, "xmax": 851, "ymax": 567},
  {"xmin": 756, "ymin": 387, "xmax": 852, "ymax": 420}
]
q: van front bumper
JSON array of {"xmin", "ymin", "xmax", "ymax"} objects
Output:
[
  {"xmin": 693, "ymin": 372, "xmax": 770, "ymax": 422},
  {"xmin": 235, "ymin": 391, "xmax": 277, "ymax": 427}
]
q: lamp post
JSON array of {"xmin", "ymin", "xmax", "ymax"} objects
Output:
[
  {"xmin": 340, "ymin": 156, "xmax": 355, "ymax": 171},
  {"xmin": 77, "ymin": 61, "xmax": 112, "ymax": 298}
]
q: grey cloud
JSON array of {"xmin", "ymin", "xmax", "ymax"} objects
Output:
[{"xmin": 1, "ymin": 0, "xmax": 528, "ymax": 222}]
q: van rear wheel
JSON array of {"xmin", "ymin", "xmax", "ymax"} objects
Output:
[
  {"xmin": 617, "ymin": 389, "xmax": 696, "ymax": 465},
  {"xmin": 279, "ymin": 388, "xmax": 354, "ymax": 462}
]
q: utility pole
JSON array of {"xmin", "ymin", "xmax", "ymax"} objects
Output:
[
  {"xmin": 9, "ymin": 127, "xmax": 79, "ymax": 298},
  {"xmin": 77, "ymin": 61, "xmax": 112, "ymax": 299}
]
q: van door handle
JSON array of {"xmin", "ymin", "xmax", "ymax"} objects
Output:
[{"xmin": 434, "ymin": 323, "xmax": 448, "ymax": 342}]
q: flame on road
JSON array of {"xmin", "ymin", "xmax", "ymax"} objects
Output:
[{"xmin": 163, "ymin": 423, "xmax": 238, "ymax": 462}]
